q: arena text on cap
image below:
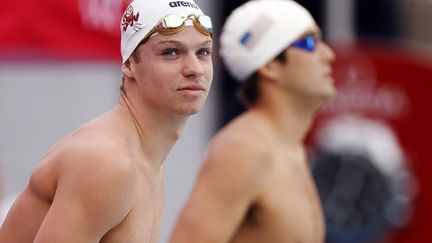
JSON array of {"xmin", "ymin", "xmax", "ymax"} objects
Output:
[{"xmin": 169, "ymin": 1, "xmax": 199, "ymax": 9}]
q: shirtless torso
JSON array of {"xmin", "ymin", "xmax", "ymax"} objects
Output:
[
  {"xmin": 230, "ymin": 135, "xmax": 325, "ymax": 243},
  {"xmin": 170, "ymin": 110, "xmax": 325, "ymax": 243},
  {"xmin": 0, "ymin": 103, "xmax": 168, "ymax": 243}
]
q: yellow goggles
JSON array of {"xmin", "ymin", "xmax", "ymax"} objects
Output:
[{"xmin": 143, "ymin": 14, "xmax": 213, "ymax": 42}]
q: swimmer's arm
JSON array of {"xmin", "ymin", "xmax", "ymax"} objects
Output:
[
  {"xmin": 33, "ymin": 149, "xmax": 137, "ymax": 243},
  {"xmin": 170, "ymin": 140, "xmax": 268, "ymax": 243}
]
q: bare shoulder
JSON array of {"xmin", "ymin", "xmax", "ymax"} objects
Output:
[
  {"xmin": 208, "ymin": 113, "xmax": 273, "ymax": 163},
  {"xmin": 57, "ymin": 125, "xmax": 137, "ymax": 190},
  {"xmin": 55, "ymin": 126, "xmax": 139, "ymax": 221},
  {"xmin": 200, "ymin": 114, "xmax": 274, "ymax": 188},
  {"xmin": 56, "ymin": 111, "xmax": 134, "ymax": 175},
  {"xmin": 31, "ymin": 117, "xmax": 139, "ymax": 208}
]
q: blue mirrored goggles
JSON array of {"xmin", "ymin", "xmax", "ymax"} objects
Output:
[{"xmin": 290, "ymin": 35, "xmax": 318, "ymax": 52}]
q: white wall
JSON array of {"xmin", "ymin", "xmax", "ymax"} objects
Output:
[{"xmin": 0, "ymin": 62, "xmax": 122, "ymax": 220}]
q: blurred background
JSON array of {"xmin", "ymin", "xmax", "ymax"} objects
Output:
[{"xmin": 0, "ymin": 0, "xmax": 430, "ymax": 242}]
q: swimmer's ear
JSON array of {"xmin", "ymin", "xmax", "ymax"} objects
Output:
[
  {"xmin": 121, "ymin": 59, "xmax": 134, "ymax": 79},
  {"xmin": 256, "ymin": 61, "xmax": 281, "ymax": 84}
]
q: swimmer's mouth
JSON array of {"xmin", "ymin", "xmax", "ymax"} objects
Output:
[{"xmin": 177, "ymin": 85, "xmax": 205, "ymax": 91}]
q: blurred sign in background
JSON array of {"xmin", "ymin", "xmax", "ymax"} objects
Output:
[{"xmin": 1, "ymin": 0, "xmax": 129, "ymax": 60}]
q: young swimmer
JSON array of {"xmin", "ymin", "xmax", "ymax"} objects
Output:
[{"xmin": 0, "ymin": 0, "xmax": 213, "ymax": 242}]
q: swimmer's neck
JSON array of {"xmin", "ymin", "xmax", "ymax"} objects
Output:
[
  {"xmin": 116, "ymin": 90, "xmax": 188, "ymax": 168},
  {"xmin": 250, "ymin": 101, "xmax": 315, "ymax": 146}
]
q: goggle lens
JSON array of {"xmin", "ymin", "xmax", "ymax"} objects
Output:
[
  {"xmin": 196, "ymin": 15, "xmax": 212, "ymax": 33},
  {"xmin": 290, "ymin": 35, "xmax": 317, "ymax": 52}
]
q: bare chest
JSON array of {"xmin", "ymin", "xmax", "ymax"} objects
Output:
[
  {"xmin": 101, "ymin": 176, "xmax": 164, "ymax": 243},
  {"xmin": 233, "ymin": 159, "xmax": 325, "ymax": 243}
]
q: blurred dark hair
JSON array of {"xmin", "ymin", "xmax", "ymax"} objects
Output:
[{"xmin": 236, "ymin": 49, "xmax": 287, "ymax": 106}]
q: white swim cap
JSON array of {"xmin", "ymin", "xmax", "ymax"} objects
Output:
[
  {"xmin": 120, "ymin": 0, "xmax": 205, "ymax": 63},
  {"xmin": 220, "ymin": 0, "xmax": 316, "ymax": 81}
]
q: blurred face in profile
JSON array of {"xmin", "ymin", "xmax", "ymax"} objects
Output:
[{"xmin": 277, "ymin": 26, "xmax": 336, "ymax": 102}]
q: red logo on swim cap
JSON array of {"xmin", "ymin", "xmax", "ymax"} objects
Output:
[{"xmin": 121, "ymin": 6, "xmax": 140, "ymax": 32}]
